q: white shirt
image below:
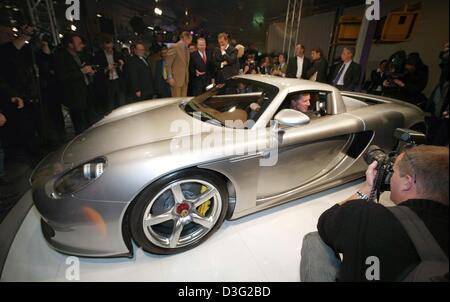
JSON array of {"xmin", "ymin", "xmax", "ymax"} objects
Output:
[
  {"xmin": 105, "ymin": 50, "xmax": 119, "ymax": 80},
  {"xmin": 337, "ymin": 61, "xmax": 352, "ymax": 86},
  {"xmin": 296, "ymin": 56, "xmax": 304, "ymax": 79}
]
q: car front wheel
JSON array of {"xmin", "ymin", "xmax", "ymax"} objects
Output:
[{"xmin": 130, "ymin": 170, "xmax": 228, "ymax": 255}]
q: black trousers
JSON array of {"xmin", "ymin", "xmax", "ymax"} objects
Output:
[
  {"xmin": 190, "ymin": 77, "xmax": 209, "ymax": 96},
  {"xmin": 105, "ymin": 79, "xmax": 126, "ymax": 113}
]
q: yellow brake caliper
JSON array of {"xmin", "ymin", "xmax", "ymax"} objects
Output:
[{"xmin": 196, "ymin": 185, "xmax": 212, "ymax": 217}]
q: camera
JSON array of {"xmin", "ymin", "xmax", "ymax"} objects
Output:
[
  {"xmin": 384, "ymin": 51, "xmax": 407, "ymax": 87},
  {"xmin": 364, "ymin": 128, "xmax": 427, "ymax": 202}
]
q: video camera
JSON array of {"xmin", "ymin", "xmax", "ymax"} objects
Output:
[
  {"xmin": 384, "ymin": 51, "xmax": 408, "ymax": 87},
  {"xmin": 363, "ymin": 128, "xmax": 427, "ymax": 202}
]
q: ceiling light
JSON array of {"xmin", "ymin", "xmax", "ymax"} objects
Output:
[{"xmin": 154, "ymin": 7, "xmax": 162, "ymax": 15}]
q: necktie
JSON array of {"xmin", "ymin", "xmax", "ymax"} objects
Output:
[
  {"xmin": 202, "ymin": 51, "xmax": 207, "ymax": 64},
  {"xmin": 162, "ymin": 61, "xmax": 168, "ymax": 80},
  {"xmin": 333, "ymin": 64, "xmax": 346, "ymax": 85}
]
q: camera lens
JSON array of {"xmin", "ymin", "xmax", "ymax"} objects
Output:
[{"xmin": 364, "ymin": 145, "xmax": 388, "ymax": 165}]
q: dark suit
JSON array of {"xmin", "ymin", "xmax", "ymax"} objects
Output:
[
  {"xmin": 54, "ymin": 48, "xmax": 91, "ymax": 134},
  {"xmin": 125, "ymin": 55, "xmax": 155, "ymax": 102},
  {"xmin": 330, "ymin": 61, "xmax": 362, "ymax": 91},
  {"xmin": 215, "ymin": 45, "xmax": 239, "ymax": 84},
  {"xmin": 92, "ymin": 50, "xmax": 126, "ymax": 114},
  {"xmin": 154, "ymin": 59, "xmax": 171, "ymax": 98},
  {"xmin": 306, "ymin": 57, "xmax": 329, "ymax": 83},
  {"xmin": 286, "ymin": 56, "xmax": 312, "ymax": 79},
  {"xmin": 189, "ymin": 50, "xmax": 213, "ymax": 96}
]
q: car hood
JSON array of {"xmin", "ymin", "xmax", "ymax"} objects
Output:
[{"xmin": 62, "ymin": 101, "xmax": 198, "ymax": 164}]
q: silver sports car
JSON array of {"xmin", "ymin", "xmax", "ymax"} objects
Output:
[{"xmin": 31, "ymin": 75, "xmax": 425, "ymax": 257}]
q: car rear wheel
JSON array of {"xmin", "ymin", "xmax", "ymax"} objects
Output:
[{"xmin": 130, "ymin": 170, "xmax": 228, "ymax": 255}]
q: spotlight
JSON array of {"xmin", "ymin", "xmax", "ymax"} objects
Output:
[
  {"xmin": 71, "ymin": 24, "xmax": 77, "ymax": 31},
  {"xmin": 154, "ymin": 7, "xmax": 162, "ymax": 15}
]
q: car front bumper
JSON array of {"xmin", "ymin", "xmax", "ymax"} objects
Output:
[{"xmin": 31, "ymin": 149, "xmax": 133, "ymax": 258}]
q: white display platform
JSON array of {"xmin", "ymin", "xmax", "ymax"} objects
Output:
[{"xmin": 2, "ymin": 181, "xmax": 366, "ymax": 282}]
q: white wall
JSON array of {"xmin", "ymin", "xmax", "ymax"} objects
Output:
[{"xmin": 266, "ymin": 0, "xmax": 449, "ymax": 95}]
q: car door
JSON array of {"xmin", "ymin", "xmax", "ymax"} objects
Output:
[{"xmin": 255, "ymin": 90, "xmax": 361, "ymax": 199}]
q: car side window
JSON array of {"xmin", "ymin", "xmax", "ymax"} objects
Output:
[{"xmin": 274, "ymin": 90, "xmax": 332, "ymax": 118}]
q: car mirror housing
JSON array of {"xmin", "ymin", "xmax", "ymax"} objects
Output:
[{"xmin": 274, "ymin": 109, "xmax": 311, "ymax": 127}]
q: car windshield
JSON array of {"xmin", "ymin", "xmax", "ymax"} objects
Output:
[{"xmin": 183, "ymin": 78, "xmax": 279, "ymax": 128}]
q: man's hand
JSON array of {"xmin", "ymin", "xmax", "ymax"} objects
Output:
[
  {"xmin": 136, "ymin": 91, "xmax": 142, "ymax": 98},
  {"xmin": 393, "ymin": 79, "xmax": 405, "ymax": 88},
  {"xmin": 107, "ymin": 64, "xmax": 116, "ymax": 72},
  {"xmin": 11, "ymin": 97, "xmax": 24, "ymax": 109},
  {"xmin": 195, "ymin": 70, "xmax": 206, "ymax": 77},
  {"xmin": 167, "ymin": 78, "xmax": 176, "ymax": 87},
  {"xmin": 340, "ymin": 161, "xmax": 378, "ymax": 205},
  {"xmin": 0, "ymin": 113, "xmax": 7, "ymax": 127},
  {"xmin": 81, "ymin": 65, "xmax": 95, "ymax": 75},
  {"xmin": 442, "ymin": 111, "xmax": 449, "ymax": 119}
]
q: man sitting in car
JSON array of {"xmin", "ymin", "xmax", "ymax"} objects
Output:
[{"xmin": 290, "ymin": 93, "xmax": 320, "ymax": 120}]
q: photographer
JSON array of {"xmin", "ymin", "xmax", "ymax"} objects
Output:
[
  {"xmin": 383, "ymin": 53, "xmax": 429, "ymax": 108},
  {"xmin": 243, "ymin": 54, "xmax": 258, "ymax": 75},
  {"xmin": 300, "ymin": 145, "xmax": 449, "ymax": 282}
]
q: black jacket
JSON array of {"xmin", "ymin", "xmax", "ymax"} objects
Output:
[
  {"xmin": 306, "ymin": 57, "xmax": 329, "ymax": 83},
  {"xmin": 286, "ymin": 56, "xmax": 312, "ymax": 79},
  {"xmin": 125, "ymin": 55, "xmax": 155, "ymax": 100},
  {"xmin": 92, "ymin": 50, "xmax": 124, "ymax": 83},
  {"xmin": 330, "ymin": 61, "xmax": 362, "ymax": 91},
  {"xmin": 154, "ymin": 59, "xmax": 171, "ymax": 98},
  {"xmin": 318, "ymin": 199, "xmax": 449, "ymax": 282},
  {"xmin": 190, "ymin": 50, "xmax": 213, "ymax": 95},
  {"xmin": 215, "ymin": 45, "xmax": 239, "ymax": 83},
  {"xmin": 53, "ymin": 48, "xmax": 89, "ymax": 110}
]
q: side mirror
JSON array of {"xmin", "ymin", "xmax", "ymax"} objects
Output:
[{"xmin": 274, "ymin": 109, "xmax": 311, "ymax": 127}]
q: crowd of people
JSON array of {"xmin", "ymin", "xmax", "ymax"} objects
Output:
[{"xmin": 0, "ymin": 24, "xmax": 448, "ymax": 189}]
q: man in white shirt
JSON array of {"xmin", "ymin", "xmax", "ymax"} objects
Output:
[
  {"xmin": 330, "ymin": 47, "xmax": 361, "ymax": 91},
  {"xmin": 287, "ymin": 43, "xmax": 312, "ymax": 79}
]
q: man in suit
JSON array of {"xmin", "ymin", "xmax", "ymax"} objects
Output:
[
  {"xmin": 306, "ymin": 48, "xmax": 329, "ymax": 83},
  {"xmin": 154, "ymin": 45, "xmax": 171, "ymax": 98},
  {"xmin": 166, "ymin": 32, "xmax": 192, "ymax": 98},
  {"xmin": 330, "ymin": 47, "xmax": 361, "ymax": 91},
  {"xmin": 272, "ymin": 53, "xmax": 288, "ymax": 77},
  {"xmin": 93, "ymin": 36, "xmax": 126, "ymax": 115},
  {"xmin": 215, "ymin": 33, "xmax": 239, "ymax": 84},
  {"xmin": 286, "ymin": 44, "xmax": 312, "ymax": 79},
  {"xmin": 189, "ymin": 38, "xmax": 213, "ymax": 96},
  {"xmin": 54, "ymin": 34, "xmax": 96, "ymax": 134},
  {"xmin": 125, "ymin": 42, "xmax": 155, "ymax": 102}
]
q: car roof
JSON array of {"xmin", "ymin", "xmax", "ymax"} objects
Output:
[{"xmin": 234, "ymin": 74, "xmax": 336, "ymax": 92}]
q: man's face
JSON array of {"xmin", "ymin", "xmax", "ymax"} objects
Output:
[
  {"xmin": 197, "ymin": 40, "xmax": 206, "ymax": 52},
  {"xmin": 405, "ymin": 64, "xmax": 416, "ymax": 73},
  {"xmin": 341, "ymin": 49, "xmax": 353, "ymax": 62},
  {"xmin": 291, "ymin": 94, "xmax": 311, "ymax": 113},
  {"xmin": 295, "ymin": 45, "xmax": 304, "ymax": 57},
  {"xmin": 311, "ymin": 51, "xmax": 320, "ymax": 61},
  {"xmin": 103, "ymin": 42, "xmax": 114, "ymax": 53},
  {"xmin": 70, "ymin": 36, "xmax": 85, "ymax": 53},
  {"xmin": 183, "ymin": 36, "xmax": 193, "ymax": 47},
  {"xmin": 279, "ymin": 55, "xmax": 286, "ymax": 64},
  {"xmin": 134, "ymin": 44, "xmax": 145, "ymax": 57},
  {"xmin": 189, "ymin": 44, "xmax": 197, "ymax": 53},
  {"xmin": 218, "ymin": 37, "xmax": 227, "ymax": 48}
]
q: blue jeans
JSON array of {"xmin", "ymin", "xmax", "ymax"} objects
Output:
[
  {"xmin": 0, "ymin": 137, "xmax": 4, "ymax": 177},
  {"xmin": 300, "ymin": 232, "xmax": 342, "ymax": 282}
]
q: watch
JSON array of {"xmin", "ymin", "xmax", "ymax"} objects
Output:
[{"xmin": 356, "ymin": 191, "xmax": 369, "ymax": 200}]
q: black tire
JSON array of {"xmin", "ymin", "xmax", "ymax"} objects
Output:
[{"xmin": 130, "ymin": 169, "xmax": 228, "ymax": 255}]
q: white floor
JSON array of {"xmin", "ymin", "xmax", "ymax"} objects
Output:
[{"xmin": 2, "ymin": 181, "xmax": 366, "ymax": 282}]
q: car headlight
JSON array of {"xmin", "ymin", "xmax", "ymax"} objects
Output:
[{"xmin": 54, "ymin": 158, "xmax": 107, "ymax": 196}]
